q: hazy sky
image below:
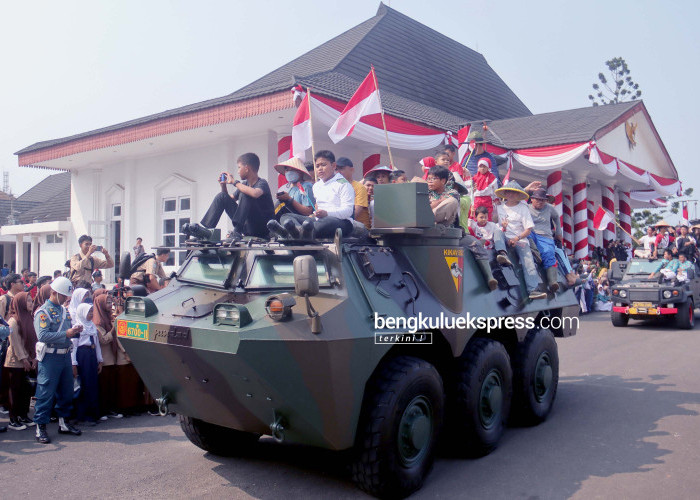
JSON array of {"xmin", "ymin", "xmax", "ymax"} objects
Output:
[{"xmin": 1, "ymin": 0, "xmax": 698, "ymax": 208}]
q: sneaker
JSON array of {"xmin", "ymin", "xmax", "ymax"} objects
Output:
[
  {"xmin": 18, "ymin": 416, "xmax": 35, "ymax": 427},
  {"xmin": 107, "ymin": 411, "xmax": 123, "ymax": 419},
  {"xmin": 147, "ymin": 410, "xmax": 161, "ymax": 416},
  {"xmin": 496, "ymin": 251, "xmax": 512, "ymax": 267},
  {"xmin": 36, "ymin": 424, "xmax": 51, "ymax": 444},
  {"xmin": 100, "ymin": 416, "xmax": 109, "ymax": 421},
  {"xmin": 529, "ymin": 290, "xmax": 548, "ymax": 300},
  {"xmin": 0, "ymin": 406, "xmax": 8, "ymax": 415},
  {"xmin": 58, "ymin": 422, "xmax": 82, "ymax": 436},
  {"xmin": 8, "ymin": 419, "xmax": 27, "ymax": 431}
]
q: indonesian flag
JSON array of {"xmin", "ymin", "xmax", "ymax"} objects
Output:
[
  {"xmin": 291, "ymin": 92, "xmax": 312, "ymax": 160},
  {"xmin": 457, "ymin": 125, "xmax": 471, "ymax": 164},
  {"xmin": 502, "ymin": 153, "xmax": 514, "ymax": 184},
  {"xmin": 593, "ymin": 206, "xmax": 614, "ymax": 231},
  {"xmin": 328, "ymin": 69, "xmax": 382, "ymax": 143},
  {"xmin": 682, "ymin": 203, "xmax": 689, "ymax": 225}
]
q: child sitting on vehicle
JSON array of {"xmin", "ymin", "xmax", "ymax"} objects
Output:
[
  {"xmin": 468, "ymin": 206, "xmax": 512, "ymax": 266},
  {"xmin": 676, "ymin": 253, "xmax": 693, "ymax": 282},
  {"xmin": 469, "ymin": 158, "xmax": 498, "ymax": 221},
  {"xmin": 649, "ymin": 249, "xmax": 678, "ymax": 280}
]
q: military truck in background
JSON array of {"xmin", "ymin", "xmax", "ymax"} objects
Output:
[
  {"xmin": 609, "ymin": 258, "xmax": 700, "ymax": 329},
  {"xmin": 117, "ymin": 183, "xmax": 580, "ymax": 498}
]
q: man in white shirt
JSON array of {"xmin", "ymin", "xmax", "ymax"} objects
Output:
[
  {"xmin": 495, "ymin": 181, "xmax": 546, "ymax": 300},
  {"xmin": 636, "ymin": 227, "xmax": 656, "ymax": 258},
  {"xmin": 280, "ymin": 151, "xmax": 355, "ymax": 239}
]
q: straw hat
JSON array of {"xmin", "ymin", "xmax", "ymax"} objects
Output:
[
  {"xmin": 365, "ymin": 165, "xmax": 393, "ymax": 179},
  {"xmin": 273, "ymin": 157, "xmax": 312, "ymax": 182},
  {"xmin": 495, "ymin": 180, "xmax": 530, "ymax": 201},
  {"xmin": 654, "ymin": 219, "xmax": 672, "ymax": 228}
]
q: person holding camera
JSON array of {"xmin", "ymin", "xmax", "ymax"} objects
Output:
[
  {"xmin": 69, "ymin": 235, "xmax": 114, "ymax": 286},
  {"xmin": 129, "ymin": 248, "xmax": 171, "ymax": 293},
  {"xmin": 33, "ymin": 277, "xmax": 83, "ymax": 444}
]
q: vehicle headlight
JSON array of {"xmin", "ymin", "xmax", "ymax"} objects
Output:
[
  {"xmin": 124, "ymin": 297, "xmax": 158, "ymax": 316},
  {"xmin": 213, "ymin": 304, "xmax": 252, "ymax": 327},
  {"xmin": 619, "ymin": 290, "xmax": 628, "ymax": 298},
  {"xmin": 265, "ymin": 293, "xmax": 296, "ymax": 321},
  {"xmin": 663, "ymin": 290, "xmax": 672, "ymax": 299}
]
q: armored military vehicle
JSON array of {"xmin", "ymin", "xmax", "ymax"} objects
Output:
[
  {"xmin": 609, "ymin": 258, "xmax": 700, "ymax": 329},
  {"xmin": 117, "ymin": 183, "xmax": 579, "ymax": 498}
]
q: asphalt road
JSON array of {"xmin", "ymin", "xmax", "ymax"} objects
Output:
[{"xmin": 3, "ymin": 312, "xmax": 700, "ymax": 499}]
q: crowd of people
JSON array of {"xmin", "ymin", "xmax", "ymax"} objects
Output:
[{"xmin": 0, "ymin": 235, "xmax": 162, "ymax": 442}]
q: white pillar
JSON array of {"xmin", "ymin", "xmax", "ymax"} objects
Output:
[
  {"xmin": 601, "ymin": 184, "xmax": 616, "ymax": 244},
  {"xmin": 562, "ymin": 192, "xmax": 573, "ymax": 254},
  {"xmin": 546, "ymin": 170, "xmax": 563, "ymax": 228},
  {"xmin": 30, "ymin": 235, "xmax": 40, "ymax": 273},
  {"xmin": 15, "ymin": 235, "xmax": 23, "ymax": 273},
  {"xmin": 618, "ymin": 190, "xmax": 632, "ymax": 244}
]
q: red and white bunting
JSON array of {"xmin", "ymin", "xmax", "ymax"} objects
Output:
[
  {"xmin": 290, "ymin": 92, "xmax": 312, "ymax": 160},
  {"xmin": 328, "ymin": 70, "xmax": 382, "ymax": 143},
  {"xmin": 593, "ymin": 206, "xmax": 614, "ymax": 231}
]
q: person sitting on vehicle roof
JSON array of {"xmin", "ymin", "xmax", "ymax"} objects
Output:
[
  {"xmin": 129, "ymin": 249, "xmax": 170, "ymax": 294},
  {"xmin": 526, "ymin": 187, "xmax": 563, "ymax": 293},
  {"xmin": 279, "ymin": 150, "xmax": 354, "ymax": 239},
  {"xmin": 390, "ymin": 169, "xmax": 407, "ymax": 184},
  {"xmin": 468, "ymin": 206, "xmax": 512, "ymax": 268},
  {"xmin": 469, "ymin": 157, "xmax": 498, "ymax": 221},
  {"xmin": 273, "ymin": 157, "xmax": 316, "ymax": 221},
  {"xmin": 674, "ymin": 223, "xmax": 696, "ymax": 261},
  {"xmin": 652, "ymin": 220, "xmax": 673, "ymax": 259},
  {"xmin": 495, "ymin": 181, "xmax": 546, "ymax": 300},
  {"xmin": 426, "ymin": 165, "xmax": 460, "ymax": 227},
  {"xmin": 366, "ymin": 165, "xmax": 392, "ymax": 185}
]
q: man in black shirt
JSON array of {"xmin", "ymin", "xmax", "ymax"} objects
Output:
[{"xmin": 196, "ymin": 153, "xmax": 275, "ymax": 239}]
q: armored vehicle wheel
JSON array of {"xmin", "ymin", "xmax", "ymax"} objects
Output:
[
  {"xmin": 453, "ymin": 338, "xmax": 512, "ymax": 457},
  {"xmin": 179, "ymin": 415, "xmax": 259, "ymax": 456},
  {"xmin": 611, "ymin": 310, "xmax": 629, "ymax": 327},
  {"xmin": 674, "ymin": 299, "xmax": 694, "ymax": 330},
  {"xmin": 351, "ymin": 356, "xmax": 444, "ymax": 499},
  {"xmin": 511, "ymin": 329, "xmax": 559, "ymax": 426}
]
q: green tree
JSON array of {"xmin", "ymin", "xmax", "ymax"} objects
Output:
[{"xmin": 589, "ymin": 57, "xmax": 642, "ymax": 106}]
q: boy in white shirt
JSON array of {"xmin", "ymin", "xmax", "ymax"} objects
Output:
[{"xmin": 495, "ymin": 181, "xmax": 546, "ymax": 300}]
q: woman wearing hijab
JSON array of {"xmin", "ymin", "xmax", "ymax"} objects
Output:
[
  {"xmin": 4, "ymin": 292, "xmax": 38, "ymax": 430},
  {"xmin": 94, "ymin": 294, "xmax": 124, "ymax": 419},
  {"xmin": 71, "ymin": 303, "xmax": 102, "ymax": 425},
  {"xmin": 67, "ymin": 288, "xmax": 90, "ymax": 328},
  {"xmin": 32, "ymin": 284, "xmax": 53, "ymax": 315}
]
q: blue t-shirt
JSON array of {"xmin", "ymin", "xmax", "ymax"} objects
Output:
[{"xmin": 280, "ymin": 181, "xmax": 316, "ymax": 209}]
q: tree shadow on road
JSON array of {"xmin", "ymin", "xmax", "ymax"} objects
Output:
[{"xmin": 204, "ymin": 374, "xmax": 700, "ymax": 499}]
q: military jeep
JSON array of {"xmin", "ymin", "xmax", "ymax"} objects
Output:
[
  {"xmin": 609, "ymin": 258, "xmax": 700, "ymax": 329},
  {"xmin": 117, "ymin": 183, "xmax": 580, "ymax": 498}
]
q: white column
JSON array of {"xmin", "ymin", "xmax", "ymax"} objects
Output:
[
  {"xmin": 15, "ymin": 235, "xmax": 23, "ymax": 273},
  {"xmin": 601, "ymin": 183, "xmax": 616, "ymax": 244},
  {"xmin": 546, "ymin": 170, "xmax": 563, "ymax": 227},
  {"xmin": 618, "ymin": 190, "xmax": 632, "ymax": 244},
  {"xmin": 30, "ymin": 235, "xmax": 40, "ymax": 273}
]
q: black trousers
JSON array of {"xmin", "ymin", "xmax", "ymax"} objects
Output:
[
  {"xmin": 280, "ymin": 213, "xmax": 353, "ymax": 239},
  {"xmin": 7, "ymin": 367, "xmax": 33, "ymax": 420},
  {"xmin": 200, "ymin": 191, "xmax": 268, "ymax": 238}
]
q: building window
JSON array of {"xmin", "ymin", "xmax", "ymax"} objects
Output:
[
  {"xmin": 162, "ymin": 196, "xmax": 190, "ymax": 267},
  {"xmin": 46, "ymin": 234, "xmax": 63, "ymax": 244},
  {"xmin": 113, "ymin": 204, "xmax": 122, "ymax": 217}
]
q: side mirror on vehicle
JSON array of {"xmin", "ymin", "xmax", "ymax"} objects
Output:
[
  {"xmin": 293, "ymin": 255, "xmax": 319, "ymax": 297},
  {"xmin": 293, "ymin": 255, "xmax": 321, "ymax": 334}
]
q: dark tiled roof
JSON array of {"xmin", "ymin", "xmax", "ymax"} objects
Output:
[
  {"xmin": 0, "ymin": 200, "xmax": 41, "ymax": 226},
  {"xmin": 484, "ymin": 101, "xmax": 640, "ymax": 149},
  {"xmin": 11, "ymin": 172, "xmax": 71, "ymax": 224},
  {"xmin": 17, "ymin": 3, "xmax": 530, "ymax": 155}
]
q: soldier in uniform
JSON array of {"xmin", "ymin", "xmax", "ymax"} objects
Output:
[
  {"xmin": 33, "ymin": 277, "xmax": 83, "ymax": 444},
  {"xmin": 69, "ymin": 235, "xmax": 114, "ymax": 285},
  {"xmin": 129, "ymin": 249, "xmax": 170, "ymax": 294}
]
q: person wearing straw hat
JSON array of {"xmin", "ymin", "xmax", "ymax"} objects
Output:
[
  {"xmin": 652, "ymin": 220, "xmax": 674, "ymax": 259},
  {"xmin": 366, "ymin": 165, "xmax": 392, "ymax": 185},
  {"xmin": 495, "ymin": 181, "xmax": 546, "ymax": 300},
  {"xmin": 272, "ymin": 157, "xmax": 316, "ymax": 221}
]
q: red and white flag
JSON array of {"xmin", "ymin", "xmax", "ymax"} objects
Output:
[
  {"xmin": 457, "ymin": 125, "xmax": 471, "ymax": 164},
  {"xmin": 682, "ymin": 202, "xmax": 689, "ymax": 224},
  {"xmin": 291, "ymin": 91, "xmax": 312, "ymax": 160},
  {"xmin": 593, "ymin": 206, "xmax": 614, "ymax": 231},
  {"xmin": 502, "ymin": 152, "xmax": 514, "ymax": 184},
  {"xmin": 328, "ymin": 69, "xmax": 382, "ymax": 143}
]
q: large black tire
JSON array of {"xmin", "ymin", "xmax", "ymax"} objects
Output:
[
  {"xmin": 351, "ymin": 356, "xmax": 444, "ymax": 499},
  {"xmin": 611, "ymin": 310, "xmax": 629, "ymax": 327},
  {"xmin": 510, "ymin": 329, "xmax": 559, "ymax": 426},
  {"xmin": 452, "ymin": 337, "xmax": 512, "ymax": 457},
  {"xmin": 674, "ymin": 299, "xmax": 695, "ymax": 329},
  {"xmin": 179, "ymin": 415, "xmax": 260, "ymax": 456}
]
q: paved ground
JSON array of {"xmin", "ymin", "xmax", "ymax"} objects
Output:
[{"xmin": 3, "ymin": 312, "xmax": 700, "ymax": 499}]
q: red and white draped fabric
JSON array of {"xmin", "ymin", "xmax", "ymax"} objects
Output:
[
  {"xmin": 601, "ymin": 185, "xmax": 616, "ymax": 244},
  {"xmin": 547, "ymin": 170, "xmax": 563, "ymax": 229},
  {"xmin": 277, "ymin": 136, "xmax": 292, "ymax": 189},
  {"xmin": 649, "ymin": 172, "xmax": 682, "ymax": 197},
  {"xmin": 630, "ymin": 190, "xmax": 669, "ymax": 208},
  {"xmin": 573, "ymin": 181, "xmax": 589, "ymax": 260},
  {"xmin": 363, "ymin": 154, "xmax": 381, "ymax": 176},
  {"xmin": 562, "ymin": 193, "xmax": 573, "ymax": 252},
  {"xmin": 587, "ymin": 200, "xmax": 596, "ymax": 252},
  {"xmin": 618, "ymin": 191, "xmax": 632, "ymax": 244},
  {"xmin": 511, "ymin": 142, "xmax": 592, "ymax": 170},
  {"xmin": 683, "ymin": 203, "xmax": 690, "ymax": 225},
  {"xmin": 457, "ymin": 125, "xmax": 470, "ymax": 164}
]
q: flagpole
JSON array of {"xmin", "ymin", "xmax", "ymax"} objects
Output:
[
  {"xmin": 307, "ymin": 88, "xmax": 317, "ymax": 183},
  {"xmin": 613, "ymin": 219, "xmax": 641, "ymax": 245},
  {"xmin": 371, "ymin": 66, "xmax": 396, "ymax": 169}
]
